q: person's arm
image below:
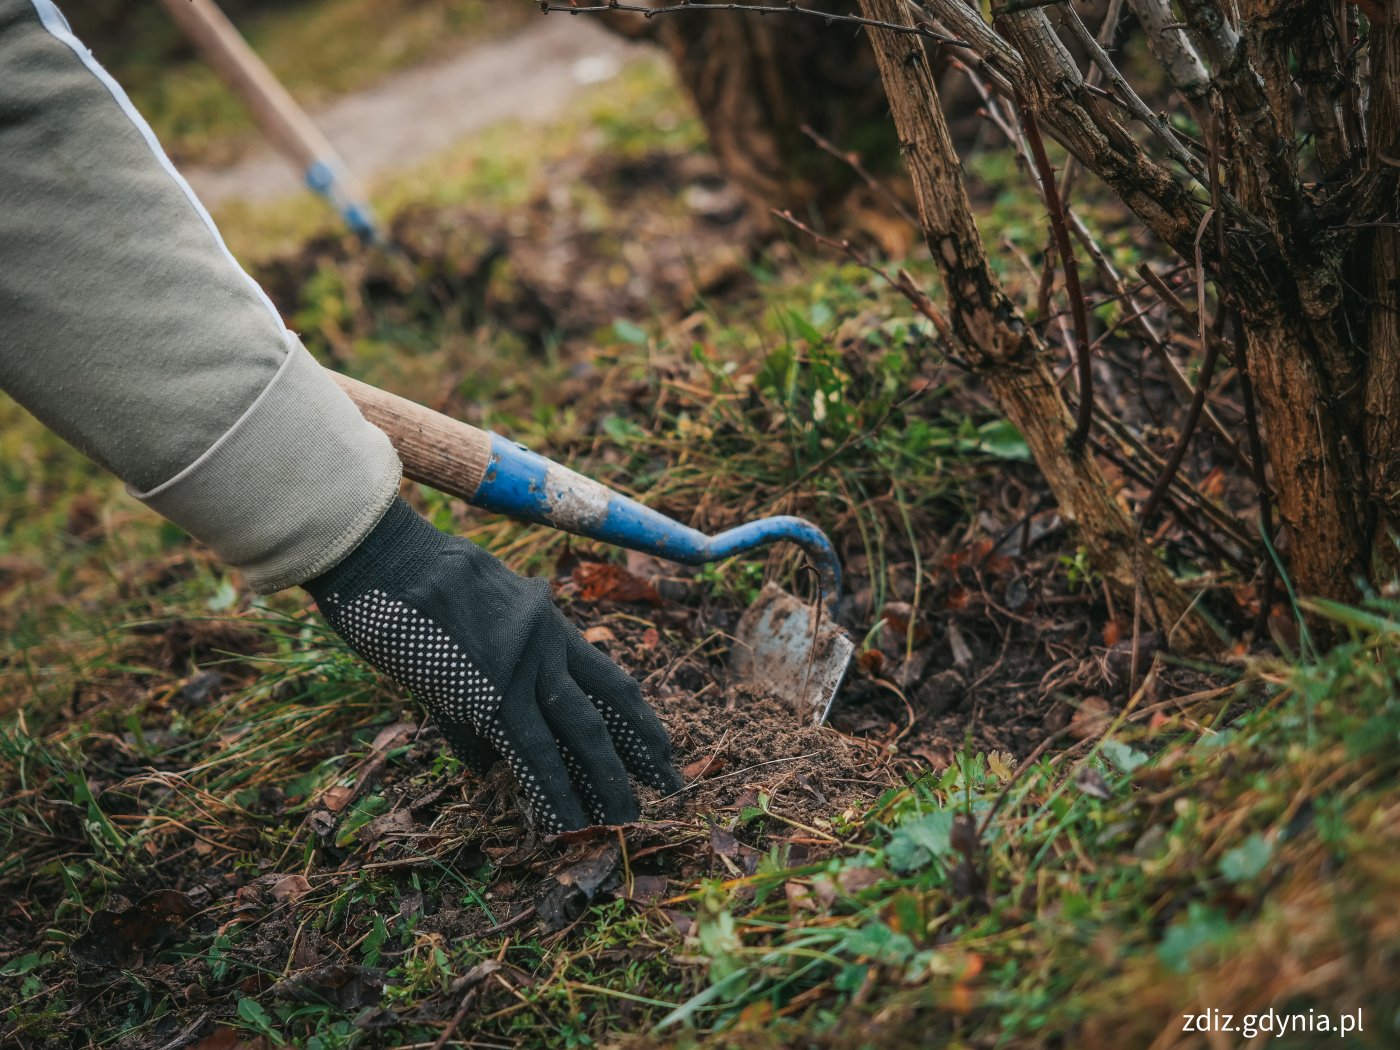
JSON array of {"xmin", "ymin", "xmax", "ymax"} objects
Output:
[
  {"xmin": 0, "ymin": 0, "xmax": 682, "ymax": 830},
  {"xmin": 0, "ymin": 0, "xmax": 399, "ymax": 590}
]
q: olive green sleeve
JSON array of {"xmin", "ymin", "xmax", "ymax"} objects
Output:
[{"xmin": 0, "ymin": 0, "xmax": 401, "ymax": 591}]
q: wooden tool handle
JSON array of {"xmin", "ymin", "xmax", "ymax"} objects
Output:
[
  {"xmin": 329, "ymin": 372, "xmax": 492, "ymax": 502},
  {"xmin": 156, "ymin": 0, "xmax": 353, "ymax": 179}
]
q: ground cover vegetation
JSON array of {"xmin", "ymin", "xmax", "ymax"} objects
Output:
[{"xmin": 2, "ymin": 2, "xmax": 1398, "ymax": 1048}]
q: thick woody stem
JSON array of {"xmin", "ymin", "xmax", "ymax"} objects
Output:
[
  {"xmin": 859, "ymin": 0, "xmax": 1213, "ymax": 649},
  {"xmin": 1124, "ymin": 0, "xmax": 1209, "ymax": 102},
  {"xmin": 1362, "ymin": 3, "xmax": 1400, "ymax": 561}
]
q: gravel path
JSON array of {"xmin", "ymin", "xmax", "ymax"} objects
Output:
[{"xmin": 179, "ymin": 17, "xmax": 637, "ymax": 206}]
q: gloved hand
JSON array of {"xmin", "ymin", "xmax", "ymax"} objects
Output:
[{"xmin": 305, "ymin": 497, "xmax": 683, "ymax": 833}]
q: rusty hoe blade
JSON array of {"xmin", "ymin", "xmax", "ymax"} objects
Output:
[{"xmin": 731, "ymin": 583, "xmax": 856, "ymax": 723}]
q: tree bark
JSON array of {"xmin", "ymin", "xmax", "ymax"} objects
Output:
[
  {"xmin": 1214, "ymin": 0, "xmax": 1373, "ymax": 602},
  {"xmin": 600, "ymin": 0, "xmax": 893, "ymax": 220},
  {"xmin": 1363, "ymin": 3, "xmax": 1400, "ymax": 568},
  {"xmin": 857, "ymin": 0, "xmax": 1211, "ymax": 649}
]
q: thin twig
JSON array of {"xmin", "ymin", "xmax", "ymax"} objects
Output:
[
  {"xmin": 774, "ymin": 208, "xmax": 957, "ymax": 346},
  {"xmin": 539, "ymin": 1, "xmax": 965, "ymax": 47},
  {"xmin": 800, "ymin": 124, "xmax": 918, "ymax": 228},
  {"xmin": 1136, "ymin": 312, "xmax": 1221, "ymax": 529},
  {"xmin": 1015, "ymin": 89, "xmax": 1093, "ymax": 453}
]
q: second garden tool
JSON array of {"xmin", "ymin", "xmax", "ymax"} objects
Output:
[{"xmin": 330, "ymin": 372, "xmax": 855, "ymax": 723}]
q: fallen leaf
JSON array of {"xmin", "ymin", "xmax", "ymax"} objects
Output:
[
  {"xmin": 640, "ymin": 627, "xmax": 661, "ymax": 649},
  {"xmin": 574, "ymin": 562, "xmax": 660, "ymax": 604},
  {"xmin": 537, "ymin": 845, "xmax": 621, "ymax": 930},
  {"xmin": 707, "ymin": 818, "xmax": 740, "ymax": 858},
  {"xmin": 291, "ymin": 935, "xmax": 323, "ymax": 971},
  {"xmin": 617, "ymin": 875, "xmax": 669, "ymax": 905},
  {"xmin": 71, "ymin": 890, "xmax": 195, "ymax": 971},
  {"xmin": 193, "ymin": 1027, "xmax": 269, "ymax": 1050},
  {"xmin": 270, "ymin": 875, "xmax": 312, "ymax": 905},
  {"xmin": 270, "ymin": 964, "xmax": 385, "ymax": 1009},
  {"xmin": 1075, "ymin": 766, "xmax": 1113, "ymax": 800},
  {"xmin": 857, "ymin": 648, "xmax": 886, "ymax": 675},
  {"xmin": 1068, "ymin": 696, "xmax": 1113, "ymax": 740},
  {"xmin": 582, "ymin": 625, "xmax": 617, "ymax": 645},
  {"xmin": 912, "ymin": 743, "xmax": 954, "ymax": 771},
  {"xmin": 785, "ymin": 881, "xmax": 817, "ymax": 912},
  {"xmin": 368, "ymin": 721, "xmax": 415, "ymax": 753},
  {"xmin": 682, "ymin": 754, "xmax": 727, "ymax": 780},
  {"xmin": 663, "ymin": 909, "xmax": 694, "ymax": 937},
  {"xmin": 320, "ymin": 785, "xmax": 355, "ymax": 813},
  {"xmin": 364, "ymin": 809, "xmax": 416, "ymax": 841},
  {"xmin": 837, "ymin": 866, "xmax": 886, "ymax": 895},
  {"xmin": 809, "ymin": 875, "xmax": 838, "ymax": 909},
  {"xmin": 448, "ymin": 958, "xmax": 503, "ymax": 995}
]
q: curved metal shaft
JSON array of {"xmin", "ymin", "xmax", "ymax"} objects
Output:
[{"xmin": 473, "ymin": 435, "xmax": 842, "ymax": 612}]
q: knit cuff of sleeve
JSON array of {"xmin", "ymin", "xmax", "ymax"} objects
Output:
[{"xmin": 131, "ymin": 338, "xmax": 403, "ymax": 594}]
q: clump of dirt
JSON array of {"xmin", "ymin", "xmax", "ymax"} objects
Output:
[
  {"xmin": 657, "ymin": 687, "xmax": 888, "ymax": 822},
  {"xmin": 253, "ymin": 146, "xmax": 753, "ymax": 362}
]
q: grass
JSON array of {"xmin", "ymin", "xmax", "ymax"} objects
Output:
[
  {"xmin": 646, "ymin": 624, "xmax": 1400, "ymax": 1046},
  {"xmin": 3, "ymin": 14, "xmax": 1399, "ymax": 1049}
]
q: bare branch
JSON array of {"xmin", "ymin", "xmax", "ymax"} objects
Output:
[
  {"xmin": 538, "ymin": 1, "xmax": 966, "ymax": 46},
  {"xmin": 772, "ymin": 208, "xmax": 958, "ymax": 347},
  {"xmin": 1015, "ymin": 90, "xmax": 1094, "ymax": 452},
  {"xmin": 1124, "ymin": 0, "xmax": 1209, "ymax": 102},
  {"xmin": 1055, "ymin": 3, "xmax": 1208, "ymax": 181},
  {"xmin": 800, "ymin": 124, "xmax": 918, "ymax": 228}
]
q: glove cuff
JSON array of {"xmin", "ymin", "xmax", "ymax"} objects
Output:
[{"xmin": 303, "ymin": 496, "xmax": 447, "ymax": 606}]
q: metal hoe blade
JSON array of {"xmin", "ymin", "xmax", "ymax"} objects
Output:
[{"xmin": 731, "ymin": 583, "xmax": 855, "ymax": 724}]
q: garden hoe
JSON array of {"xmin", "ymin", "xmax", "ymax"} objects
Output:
[{"xmin": 331, "ymin": 372, "xmax": 855, "ymax": 723}]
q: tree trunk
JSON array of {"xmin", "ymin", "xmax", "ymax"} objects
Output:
[
  {"xmin": 1362, "ymin": 3, "xmax": 1400, "ymax": 570},
  {"xmin": 600, "ymin": 1, "xmax": 894, "ymax": 220}
]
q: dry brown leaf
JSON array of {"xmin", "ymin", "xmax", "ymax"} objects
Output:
[
  {"xmin": 582, "ymin": 625, "xmax": 617, "ymax": 645},
  {"xmin": 1068, "ymin": 696, "xmax": 1112, "ymax": 740},
  {"xmin": 707, "ymin": 819, "xmax": 740, "ymax": 858},
  {"xmin": 320, "ymin": 785, "xmax": 355, "ymax": 813},
  {"xmin": 784, "ymin": 880, "xmax": 817, "ymax": 912},
  {"xmin": 270, "ymin": 874, "xmax": 312, "ymax": 905},
  {"xmin": 574, "ymin": 562, "xmax": 660, "ymax": 604},
  {"xmin": 836, "ymin": 865, "xmax": 886, "ymax": 895},
  {"xmin": 70, "ymin": 890, "xmax": 195, "ymax": 971},
  {"xmin": 681, "ymin": 754, "xmax": 726, "ymax": 780},
  {"xmin": 193, "ymin": 1027, "xmax": 269, "ymax": 1050}
]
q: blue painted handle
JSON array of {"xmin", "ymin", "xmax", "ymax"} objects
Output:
[
  {"xmin": 473, "ymin": 434, "xmax": 842, "ymax": 612},
  {"xmin": 305, "ymin": 159, "xmax": 380, "ymax": 243}
]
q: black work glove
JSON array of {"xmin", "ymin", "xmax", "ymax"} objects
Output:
[{"xmin": 305, "ymin": 498, "xmax": 683, "ymax": 833}]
